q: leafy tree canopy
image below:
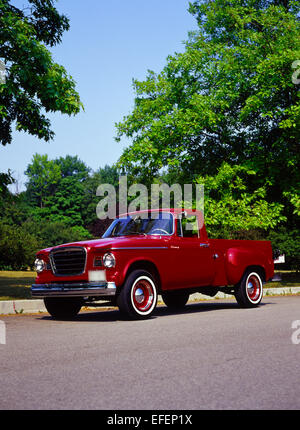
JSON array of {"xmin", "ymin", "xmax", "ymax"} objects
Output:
[
  {"xmin": 25, "ymin": 153, "xmax": 61, "ymax": 208},
  {"xmin": 195, "ymin": 162, "xmax": 286, "ymax": 232},
  {"xmin": 54, "ymin": 155, "xmax": 91, "ymax": 181},
  {"xmin": 0, "ymin": 0, "xmax": 83, "ymax": 146},
  {"xmin": 0, "ymin": 168, "xmax": 14, "ymax": 197},
  {"xmin": 115, "ymin": 0, "xmax": 300, "ymax": 199}
]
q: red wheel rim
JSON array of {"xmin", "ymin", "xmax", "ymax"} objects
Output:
[
  {"xmin": 246, "ymin": 274, "xmax": 261, "ymax": 302},
  {"xmin": 132, "ymin": 279, "xmax": 154, "ymax": 313}
]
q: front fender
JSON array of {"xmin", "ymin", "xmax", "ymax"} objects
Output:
[{"xmin": 107, "ymin": 250, "xmax": 162, "ymax": 288}]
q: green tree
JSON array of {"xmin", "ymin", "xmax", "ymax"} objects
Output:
[
  {"xmin": 23, "ymin": 219, "xmax": 92, "ymax": 249},
  {"xmin": 0, "ymin": 191, "xmax": 32, "ymax": 226},
  {"xmin": 44, "ymin": 176, "xmax": 87, "ymax": 227},
  {"xmin": 268, "ymin": 227, "xmax": 300, "ymax": 271},
  {"xmin": 115, "ymin": 0, "xmax": 300, "ymax": 204},
  {"xmin": 82, "ymin": 164, "xmax": 120, "ymax": 227},
  {"xmin": 0, "ymin": 221, "xmax": 40, "ymax": 269},
  {"xmin": 25, "ymin": 154, "xmax": 92, "ymax": 226},
  {"xmin": 0, "ymin": 0, "xmax": 83, "ymax": 146},
  {"xmin": 54, "ymin": 155, "xmax": 91, "ymax": 181},
  {"xmin": 25, "ymin": 153, "xmax": 61, "ymax": 208},
  {"xmin": 0, "ymin": 169, "xmax": 14, "ymax": 211},
  {"xmin": 195, "ymin": 163, "xmax": 286, "ymax": 234}
]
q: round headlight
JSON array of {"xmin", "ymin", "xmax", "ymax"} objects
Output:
[
  {"xmin": 103, "ymin": 252, "xmax": 116, "ymax": 268},
  {"xmin": 34, "ymin": 258, "xmax": 45, "ymax": 273}
]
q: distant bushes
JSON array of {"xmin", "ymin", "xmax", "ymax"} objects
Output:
[
  {"xmin": 0, "ymin": 222, "xmax": 40, "ymax": 270},
  {"xmin": 268, "ymin": 228, "xmax": 300, "ymax": 272},
  {"xmin": 0, "ymin": 220, "xmax": 92, "ymax": 270},
  {"xmin": 22, "ymin": 220, "xmax": 92, "ymax": 249},
  {"xmin": 0, "ymin": 156, "xmax": 117, "ymax": 270}
]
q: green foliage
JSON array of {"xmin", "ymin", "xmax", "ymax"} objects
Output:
[
  {"xmin": 22, "ymin": 219, "xmax": 92, "ymax": 249},
  {"xmin": 0, "ymin": 169, "xmax": 14, "ymax": 212},
  {"xmin": 115, "ymin": 0, "xmax": 300, "ymax": 207},
  {"xmin": 0, "ymin": 154, "xmax": 104, "ymax": 269},
  {"xmin": 54, "ymin": 155, "xmax": 91, "ymax": 181},
  {"xmin": 44, "ymin": 176, "xmax": 87, "ymax": 227},
  {"xmin": 196, "ymin": 163, "xmax": 286, "ymax": 232},
  {"xmin": 0, "ymin": 0, "xmax": 83, "ymax": 146},
  {"xmin": 283, "ymin": 190, "xmax": 300, "ymax": 217},
  {"xmin": 268, "ymin": 227, "xmax": 300, "ymax": 271},
  {"xmin": 82, "ymin": 164, "xmax": 120, "ymax": 226},
  {"xmin": 25, "ymin": 153, "xmax": 62, "ymax": 208},
  {"xmin": 0, "ymin": 216, "xmax": 92, "ymax": 270},
  {"xmin": 0, "ymin": 169, "xmax": 14, "ymax": 196},
  {"xmin": 0, "ymin": 221, "xmax": 40, "ymax": 269},
  {"xmin": 0, "ymin": 191, "xmax": 32, "ymax": 226},
  {"xmin": 114, "ymin": 0, "xmax": 299, "ymax": 266},
  {"xmin": 24, "ymin": 153, "xmax": 101, "ymax": 227}
]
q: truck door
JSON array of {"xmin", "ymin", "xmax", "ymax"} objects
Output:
[{"xmin": 170, "ymin": 213, "xmax": 214, "ymax": 288}]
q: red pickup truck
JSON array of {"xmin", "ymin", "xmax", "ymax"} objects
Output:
[{"xmin": 31, "ymin": 209, "xmax": 274, "ymax": 319}]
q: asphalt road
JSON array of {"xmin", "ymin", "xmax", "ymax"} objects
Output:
[{"xmin": 0, "ymin": 296, "xmax": 300, "ymax": 410}]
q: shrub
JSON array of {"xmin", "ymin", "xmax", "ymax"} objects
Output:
[
  {"xmin": 22, "ymin": 220, "xmax": 92, "ymax": 249},
  {"xmin": 268, "ymin": 227, "xmax": 300, "ymax": 272},
  {"xmin": 0, "ymin": 222, "xmax": 40, "ymax": 270}
]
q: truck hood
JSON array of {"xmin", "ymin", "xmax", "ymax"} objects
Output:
[{"xmin": 38, "ymin": 235, "xmax": 171, "ymax": 254}]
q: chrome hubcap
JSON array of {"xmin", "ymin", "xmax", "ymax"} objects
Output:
[
  {"xmin": 132, "ymin": 278, "xmax": 155, "ymax": 313},
  {"xmin": 134, "ymin": 287, "xmax": 145, "ymax": 304},
  {"xmin": 246, "ymin": 274, "xmax": 261, "ymax": 302}
]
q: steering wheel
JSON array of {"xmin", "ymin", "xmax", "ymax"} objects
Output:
[{"xmin": 150, "ymin": 228, "xmax": 169, "ymax": 235}]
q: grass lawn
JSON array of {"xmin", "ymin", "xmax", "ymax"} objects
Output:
[
  {"xmin": 264, "ymin": 270, "xmax": 300, "ymax": 289},
  {"xmin": 0, "ymin": 270, "xmax": 299, "ymax": 301},
  {"xmin": 0, "ymin": 271, "xmax": 36, "ymax": 300}
]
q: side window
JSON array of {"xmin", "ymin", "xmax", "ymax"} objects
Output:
[{"xmin": 181, "ymin": 215, "xmax": 199, "ymax": 238}]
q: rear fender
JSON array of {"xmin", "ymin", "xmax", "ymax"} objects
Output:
[{"xmin": 225, "ymin": 247, "xmax": 271, "ymax": 285}]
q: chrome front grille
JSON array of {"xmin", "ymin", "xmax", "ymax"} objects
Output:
[{"xmin": 50, "ymin": 247, "xmax": 86, "ymax": 276}]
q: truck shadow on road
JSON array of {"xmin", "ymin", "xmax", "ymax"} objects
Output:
[{"xmin": 37, "ymin": 300, "xmax": 271, "ymax": 323}]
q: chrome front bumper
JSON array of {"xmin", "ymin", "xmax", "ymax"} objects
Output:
[{"xmin": 31, "ymin": 282, "xmax": 117, "ymax": 298}]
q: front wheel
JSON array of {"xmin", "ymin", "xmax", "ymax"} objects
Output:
[
  {"xmin": 44, "ymin": 297, "xmax": 82, "ymax": 319},
  {"xmin": 235, "ymin": 270, "xmax": 263, "ymax": 308},
  {"xmin": 117, "ymin": 270, "xmax": 158, "ymax": 319}
]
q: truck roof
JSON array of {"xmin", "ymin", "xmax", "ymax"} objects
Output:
[{"xmin": 118, "ymin": 208, "xmax": 204, "ymax": 218}]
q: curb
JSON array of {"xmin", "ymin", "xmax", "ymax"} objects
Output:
[
  {"xmin": 189, "ymin": 286, "xmax": 300, "ymax": 301},
  {"xmin": 0, "ymin": 299, "xmax": 47, "ymax": 315},
  {"xmin": 0, "ymin": 287, "xmax": 299, "ymax": 315}
]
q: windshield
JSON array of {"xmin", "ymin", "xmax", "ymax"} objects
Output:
[{"xmin": 102, "ymin": 212, "xmax": 174, "ymax": 238}]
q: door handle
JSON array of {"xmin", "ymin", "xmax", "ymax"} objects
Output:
[{"xmin": 199, "ymin": 243, "xmax": 209, "ymax": 248}]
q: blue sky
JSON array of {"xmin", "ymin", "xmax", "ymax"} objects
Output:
[{"xmin": 0, "ymin": 0, "xmax": 197, "ymax": 191}]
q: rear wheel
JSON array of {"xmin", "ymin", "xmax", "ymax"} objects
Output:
[
  {"xmin": 162, "ymin": 290, "xmax": 189, "ymax": 310},
  {"xmin": 235, "ymin": 270, "xmax": 263, "ymax": 308},
  {"xmin": 117, "ymin": 270, "xmax": 158, "ymax": 319},
  {"xmin": 44, "ymin": 297, "xmax": 82, "ymax": 319}
]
